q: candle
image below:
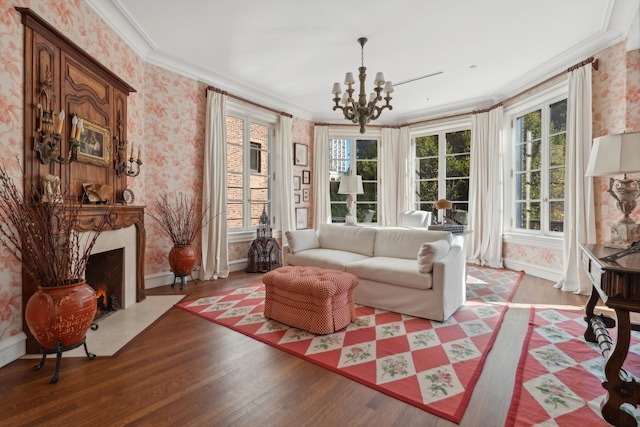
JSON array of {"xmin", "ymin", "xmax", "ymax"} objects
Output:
[
  {"xmin": 55, "ymin": 110, "xmax": 65, "ymax": 134},
  {"xmin": 75, "ymin": 119, "xmax": 83, "ymax": 140},
  {"xmin": 70, "ymin": 115, "xmax": 78, "ymax": 140},
  {"xmin": 137, "ymin": 148, "xmax": 141, "ymax": 162},
  {"xmin": 130, "ymin": 143, "xmax": 134, "ymax": 159}
]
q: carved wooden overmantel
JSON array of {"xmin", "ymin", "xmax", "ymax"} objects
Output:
[{"xmin": 17, "ymin": 8, "xmax": 143, "ymax": 353}]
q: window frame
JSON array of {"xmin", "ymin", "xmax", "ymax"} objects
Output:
[
  {"xmin": 225, "ymin": 101, "xmax": 278, "ymax": 243},
  {"xmin": 410, "ymin": 119, "xmax": 471, "ymax": 224},
  {"xmin": 503, "ymin": 81, "xmax": 568, "ymax": 247},
  {"xmin": 328, "ymin": 128, "xmax": 381, "ymax": 225}
]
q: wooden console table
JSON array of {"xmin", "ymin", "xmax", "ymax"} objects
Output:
[{"xmin": 580, "ymin": 243, "xmax": 640, "ymax": 426}]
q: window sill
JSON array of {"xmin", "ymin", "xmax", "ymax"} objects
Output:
[{"xmin": 503, "ymin": 232, "xmax": 563, "ymax": 251}]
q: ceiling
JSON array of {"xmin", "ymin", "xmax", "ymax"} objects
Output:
[{"xmin": 87, "ymin": 0, "xmax": 639, "ymax": 125}]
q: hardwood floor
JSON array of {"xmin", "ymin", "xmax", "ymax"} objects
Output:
[{"xmin": 0, "ymin": 270, "xmax": 596, "ymax": 427}]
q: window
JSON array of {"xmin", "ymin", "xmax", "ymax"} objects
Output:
[
  {"xmin": 329, "ymin": 138, "xmax": 378, "ymax": 223},
  {"xmin": 226, "ymin": 115, "xmax": 271, "ymax": 230},
  {"xmin": 414, "ymin": 129, "xmax": 471, "ymax": 224},
  {"xmin": 249, "ymin": 142, "xmax": 261, "ymax": 173},
  {"xmin": 512, "ymin": 98, "xmax": 567, "ymax": 234}
]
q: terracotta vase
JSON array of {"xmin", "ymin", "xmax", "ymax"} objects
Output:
[
  {"xmin": 25, "ymin": 281, "xmax": 97, "ymax": 350},
  {"xmin": 168, "ymin": 244, "xmax": 196, "ymax": 278}
]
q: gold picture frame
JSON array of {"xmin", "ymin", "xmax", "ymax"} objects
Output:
[{"xmin": 77, "ymin": 117, "xmax": 112, "ymax": 167}]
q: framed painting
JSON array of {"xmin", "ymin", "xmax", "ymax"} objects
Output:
[
  {"xmin": 77, "ymin": 117, "xmax": 112, "ymax": 167},
  {"xmin": 294, "ymin": 143, "xmax": 308, "ymax": 166},
  {"xmin": 302, "ymin": 170, "xmax": 310, "ymax": 185},
  {"xmin": 293, "ymin": 175, "xmax": 301, "ymax": 190},
  {"xmin": 294, "ymin": 193, "xmax": 300, "ymax": 204},
  {"xmin": 295, "ymin": 207, "xmax": 308, "ymax": 230},
  {"xmin": 303, "ymin": 188, "xmax": 310, "ymax": 202}
]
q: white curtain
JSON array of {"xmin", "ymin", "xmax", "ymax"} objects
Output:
[
  {"xmin": 396, "ymin": 126, "xmax": 412, "ymax": 216},
  {"xmin": 381, "ymin": 127, "xmax": 400, "ymax": 226},
  {"xmin": 275, "ymin": 116, "xmax": 295, "ymax": 244},
  {"xmin": 468, "ymin": 106, "xmax": 504, "ymax": 267},
  {"xmin": 313, "ymin": 125, "xmax": 331, "ymax": 227},
  {"xmin": 201, "ymin": 90, "xmax": 229, "ymax": 280},
  {"xmin": 555, "ymin": 65, "xmax": 595, "ymax": 294}
]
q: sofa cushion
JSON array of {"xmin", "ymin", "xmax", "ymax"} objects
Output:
[
  {"xmin": 318, "ymin": 223, "xmax": 376, "ymax": 257},
  {"xmin": 417, "ymin": 240, "xmax": 451, "ymax": 273},
  {"xmin": 374, "ymin": 228, "xmax": 453, "ymax": 259},
  {"xmin": 285, "ymin": 229, "xmax": 320, "ymax": 253},
  {"xmin": 286, "ymin": 248, "xmax": 369, "ymax": 271},
  {"xmin": 346, "ymin": 257, "xmax": 433, "ymax": 290}
]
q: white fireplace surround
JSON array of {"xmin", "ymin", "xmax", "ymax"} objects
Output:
[{"xmin": 82, "ymin": 226, "xmax": 137, "ymax": 309}]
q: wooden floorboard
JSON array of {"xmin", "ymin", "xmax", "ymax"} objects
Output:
[{"xmin": 0, "ymin": 270, "xmax": 594, "ymax": 427}]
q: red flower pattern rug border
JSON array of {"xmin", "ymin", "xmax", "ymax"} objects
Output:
[
  {"xmin": 506, "ymin": 307, "xmax": 640, "ymax": 426},
  {"xmin": 176, "ymin": 266, "xmax": 523, "ymax": 423}
]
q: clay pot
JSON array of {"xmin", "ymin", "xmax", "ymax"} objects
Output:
[
  {"xmin": 25, "ymin": 281, "xmax": 97, "ymax": 350},
  {"xmin": 168, "ymin": 244, "xmax": 196, "ymax": 277}
]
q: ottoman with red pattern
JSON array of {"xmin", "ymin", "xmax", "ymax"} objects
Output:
[{"xmin": 262, "ymin": 266, "xmax": 359, "ymax": 334}]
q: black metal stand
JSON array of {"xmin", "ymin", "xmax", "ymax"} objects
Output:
[
  {"xmin": 34, "ymin": 335, "xmax": 96, "ymax": 383},
  {"xmin": 171, "ymin": 272, "xmax": 196, "ymax": 290}
]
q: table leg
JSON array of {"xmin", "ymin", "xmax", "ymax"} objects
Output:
[
  {"xmin": 584, "ymin": 284, "xmax": 615, "ymax": 343},
  {"xmin": 600, "ymin": 308, "xmax": 639, "ymax": 427}
]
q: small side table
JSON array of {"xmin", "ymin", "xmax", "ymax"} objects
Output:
[{"xmin": 580, "ymin": 243, "xmax": 640, "ymax": 426}]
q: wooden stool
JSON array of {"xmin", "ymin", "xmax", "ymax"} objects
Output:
[{"xmin": 262, "ymin": 266, "xmax": 359, "ymax": 334}]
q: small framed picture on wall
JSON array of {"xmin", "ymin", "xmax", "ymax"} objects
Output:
[
  {"xmin": 302, "ymin": 170, "xmax": 310, "ymax": 185},
  {"xmin": 293, "ymin": 175, "xmax": 301, "ymax": 190},
  {"xmin": 296, "ymin": 208, "xmax": 308, "ymax": 230},
  {"xmin": 294, "ymin": 193, "xmax": 300, "ymax": 204},
  {"xmin": 294, "ymin": 143, "xmax": 308, "ymax": 166},
  {"xmin": 303, "ymin": 188, "xmax": 310, "ymax": 202}
]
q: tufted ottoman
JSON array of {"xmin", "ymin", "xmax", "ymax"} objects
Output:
[{"xmin": 262, "ymin": 266, "xmax": 359, "ymax": 334}]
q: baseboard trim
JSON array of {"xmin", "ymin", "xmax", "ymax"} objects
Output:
[
  {"xmin": 0, "ymin": 332, "xmax": 26, "ymax": 368},
  {"xmin": 503, "ymin": 258, "xmax": 562, "ymax": 283},
  {"xmin": 144, "ymin": 260, "xmax": 248, "ymax": 288}
]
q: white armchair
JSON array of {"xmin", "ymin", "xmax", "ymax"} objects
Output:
[{"xmin": 398, "ymin": 210, "xmax": 432, "ymax": 228}]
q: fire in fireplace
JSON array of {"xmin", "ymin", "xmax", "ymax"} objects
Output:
[{"xmin": 86, "ymin": 248, "xmax": 124, "ymax": 321}]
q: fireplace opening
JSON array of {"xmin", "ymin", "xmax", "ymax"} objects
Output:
[{"xmin": 86, "ymin": 248, "xmax": 124, "ymax": 321}]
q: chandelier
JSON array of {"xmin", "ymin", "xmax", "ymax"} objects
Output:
[{"xmin": 332, "ymin": 37, "xmax": 394, "ymax": 134}]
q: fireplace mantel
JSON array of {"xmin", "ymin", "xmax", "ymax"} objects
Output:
[{"xmin": 77, "ymin": 204, "xmax": 146, "ymax": 303}]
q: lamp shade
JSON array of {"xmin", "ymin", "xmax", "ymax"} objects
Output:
[
  {"xmin": 434, "ymin": 199, "xmax": 452, "ymax": 210},
  {"xmin": 338, "ymin": 175, "xmax": 364, "ymax": 194},
  {"xmin": 585, "ymin": 131, "xmax": 640, "ymax": 177}
]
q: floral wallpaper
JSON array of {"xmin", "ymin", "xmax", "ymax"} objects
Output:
[
  {"xmin": 142, "ymin": 63, "xmax": 207, "ymax": 274},
  {"xmin": 291, "ymin": 117, "xmax": 314, "ymax": 228}
]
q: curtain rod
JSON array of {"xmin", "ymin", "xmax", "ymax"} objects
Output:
[{"xmin": 206, "ymin": 85, "xmax": 293, "ymax": 118}]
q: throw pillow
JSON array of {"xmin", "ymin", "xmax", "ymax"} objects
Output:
[
  {"xmin": 417, "ymin": 240, "xmax": 450, "ymax": 273},
  {"xmin": 285, "ymin": 229, "xmax": 320, "ymax": 253}
]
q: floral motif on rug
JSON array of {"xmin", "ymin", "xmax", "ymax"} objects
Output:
[
  {"xmin": 177, "ymin": 265, "xmax": 523, "ymax": 423},
  {"xmin": 506, "ymin": 308, "xmax": 640, "ymax": 426}
]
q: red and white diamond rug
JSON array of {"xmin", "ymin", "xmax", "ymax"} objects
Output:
[
  {"xmin": 506, "ymin": 307, "xmax": 640, "ymax": 426},
  {"xmin": 176, "ymin": 265, "xmax": 523, "ymax": 423}
]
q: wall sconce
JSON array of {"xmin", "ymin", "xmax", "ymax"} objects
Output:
[
  {"xmin": 33, "ymin": 66, "xmax": 78, "ymax": 164},
  {"xmin": 114, "ymin": 111, "xmax": 142, "ymax": 177}
]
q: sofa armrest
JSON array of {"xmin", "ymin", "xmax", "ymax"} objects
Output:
[
  {"xmin": 431, "ymin": 244, "xmax": 466, "ymax": 320},
  {"xmin": 282, "ymin": 245, "xmax": 291, "ymax": 266}
]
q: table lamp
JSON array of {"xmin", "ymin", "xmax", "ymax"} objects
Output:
[
  {"xmin": 585, "ymin": 131, "xmax": 640, "ymax": 249},
  {"xmin": 434, "ymin": 199, "xmax": 452, "ymax": 224},
  {"xmin": 338, "ymin": 174, "xmax": 364, "ymax": 226}
]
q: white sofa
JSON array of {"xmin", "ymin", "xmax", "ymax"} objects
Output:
[{"xmin": 283, "ymin": 224, "xmax": 466, "ymax": 321}]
